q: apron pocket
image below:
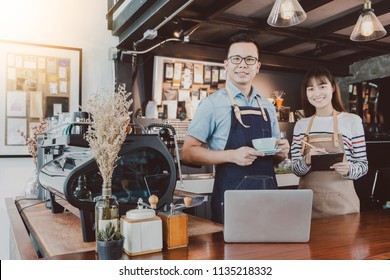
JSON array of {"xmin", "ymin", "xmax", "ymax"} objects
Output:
[{"xmin": 312, "ymin": 191, "xmax": 358, "ymax": 218}]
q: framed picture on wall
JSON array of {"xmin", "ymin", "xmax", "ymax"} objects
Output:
[
  {"xmin": 152, "ymin": 56, "xmax": 224, "ymax": 105},
  {"xmin": 219, "ymin": 67, "xmax": 227, "ymax": 82},
  {"xmin": 163, "ymin": 63, "xmax": 173, "ymax": 82},
  {"xmin": 211, "ymin": 66, "xmax": 219, "ymax": 88},
  {"xmin": 0, "ymin": 40, "xmax": 82, "ymax": 157},
  {"xmin": 193, "ymin": 64, "xmax": 204, "ymax": 84},
  {"xmin": 203, "ymin": 65, "xmax": 211, "ymax": 84}
]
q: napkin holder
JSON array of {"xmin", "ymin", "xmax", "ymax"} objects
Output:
[{"xmin": 121, "ymin": 196, "xmax": 163, "ymax": 256}]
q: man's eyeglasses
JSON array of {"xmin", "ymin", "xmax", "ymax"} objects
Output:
[{"xmin": 228, "ymin": 55, "xmax": 258, "ymax": 65}]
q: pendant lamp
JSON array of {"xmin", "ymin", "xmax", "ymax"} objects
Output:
[
  {"xmin": 350, "ymin": 0, "xmax": 387, "ymax": 42},
  {"xmin": 267, "ymin": 0, "xmax": 307, "ymax": 27}
]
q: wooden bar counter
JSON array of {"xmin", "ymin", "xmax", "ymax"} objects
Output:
[{"xmin": 6, "ymin": 197, "xmax": 390, "ymax": 260}]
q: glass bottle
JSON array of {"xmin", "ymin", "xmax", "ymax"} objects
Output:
[
  {"xmin": 95, "ymin": 184, "xmax": 119, "ymax": 244},
  {"xmin": 177, "ymin": 101, "xmax": 187, "ymax": 120},
  {"xmin": 162, "ymin": 105, "xmax": 168, "ymax": 119},
  {"xmin": 73, "ymin": 174, "xmax": 91, "ymax": 201}
]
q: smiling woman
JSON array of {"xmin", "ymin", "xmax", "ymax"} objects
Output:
[{"xmin": 291, "ymin": 66, "xmax": 368, "ymax": 219}]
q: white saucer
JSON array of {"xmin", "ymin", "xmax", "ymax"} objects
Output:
[{"xmin": 257, "ymin": 148, "xmax": 280, "ymax": 156}]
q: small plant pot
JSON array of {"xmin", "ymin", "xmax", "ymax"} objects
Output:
[{"xmin": 97, "ymin": 239, "xmax": 124, "ymax": 260}]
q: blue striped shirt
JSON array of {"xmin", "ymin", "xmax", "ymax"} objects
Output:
[{"xmin": 291, "ymin": 112, "xmax": 368, "ymax": 180}]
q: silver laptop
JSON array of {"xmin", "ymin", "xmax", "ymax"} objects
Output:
[{"xmin": 223, "ymin": 189, "xmax": 313, "ymax": 243}]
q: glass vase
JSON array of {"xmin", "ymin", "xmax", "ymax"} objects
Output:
[
  {"xmin": 95, "ymin": 185, "xmax": 119, "ymax": 243},
  {"xmin": 25, "ymin": 169, "xmax": 39, "ymax": 197}
]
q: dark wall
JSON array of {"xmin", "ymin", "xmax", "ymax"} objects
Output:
[
  {"xmin": 132, "ymin": 53, "xmax": 305, "ymax": 114},
  {"xmin": 254, "ymin": 69, "xmax": 304, "ymax": 112},
  {"xmin": 373, "ymin": 76, "xmax": 390, "ymax": 132}
]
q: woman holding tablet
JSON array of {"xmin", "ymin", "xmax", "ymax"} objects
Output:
[{"xmin": 291, "ymin": 67, "xmax": 368, "ymax": 218}]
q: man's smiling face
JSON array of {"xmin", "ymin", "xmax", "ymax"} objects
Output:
[{"xmin": 224, "ymin": 42, "xmax": 260, "ymax": 89}]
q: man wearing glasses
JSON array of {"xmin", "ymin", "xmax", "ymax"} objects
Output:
[{"xmin": 182, "ymin": 33, "xmax": 290, "ymax": 223}]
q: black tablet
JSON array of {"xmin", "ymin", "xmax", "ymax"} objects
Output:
[{"xmin": 311, "ymin": 152, "xmax": 344, "ymax": 171}]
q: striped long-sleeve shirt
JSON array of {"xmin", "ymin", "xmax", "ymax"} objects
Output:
[{"xmin": 291, "ymin": 112, "xmax": 368, "ymax": 180}]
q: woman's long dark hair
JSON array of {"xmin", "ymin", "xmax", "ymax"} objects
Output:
[{"xmin": 301, "ymin": 67, "xmax": 346, "ymax": 117}]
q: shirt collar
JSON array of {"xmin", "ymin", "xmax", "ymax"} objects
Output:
[{"xmin": 226, "ymin": 81, "xmax": 262, "ymax": 102}]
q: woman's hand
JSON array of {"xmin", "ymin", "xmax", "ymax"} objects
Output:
[{"xmin": 330, "ymin": 161, "xmax": 350, "ymax": 176}]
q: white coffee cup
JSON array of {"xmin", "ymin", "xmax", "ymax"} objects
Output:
[{"xmin": 252, "ymin": 137, "xmax": 277, "ymax": 151}]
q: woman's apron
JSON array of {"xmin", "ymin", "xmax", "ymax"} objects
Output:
[
  {"xmin": 299, "ymin": 110, "xmax": 359, "ymax": 218},
  {"xmin": 211, "ymin": 88, "xmax": 277, "ymax": 223}
]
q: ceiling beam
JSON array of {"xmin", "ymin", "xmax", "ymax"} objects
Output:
[
  {"xmin": 335, "ymin": 50, "xmax": 379, "ymax": 65},
  {"xmin": 299, "ymin": 0, "xmax": 334, "ymax": 12},
  {"xmin": 264, "ymin": 37, "xmax": 305, "ymax": 52},
  {"xmin": 176, "ymin": 0, "xmax": 242, "ymax": 40},
  {"xmin": 311, "ymin": 0, "xmax": 390, "ymax": 37},
  {"xmin": 197, "ymin": 14, "xmax": 390, "ymax": 53},
  {"xmin": 255, "ymin": 0, "xmax": 390, "ymax": 52},
  {"xmin": 260, "ymin": 51, "xmax": 350, "ymax": 76},
  {"xmin": 296, "ymin": 42, "xmax": 341, "ymax": 57},
  {"xmin": 151, "ymin": 41, "xmax": 350, "ymax": 76},
  {"xmin": 198, "ymin": 0, "xmax": 241, "ymax": 19},
  {"xmin": 110, "ymin": 0, "xmax": 158, "ymax": 36},
  {"xmin": 117, "ymin": 0, "xmax": 192, "ymax": 49},
  {"xmin": 106, "ymin": 0, "xmax": 126, "ymax": 30}
]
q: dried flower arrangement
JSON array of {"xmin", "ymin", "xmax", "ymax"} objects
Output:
[
  {"xmin": 83, "ymin": 84, "xmax": 133, "ymax": 194},
  {"xmin": 26, "ymin": 119, "xmax": 46, "ymax": 167}
]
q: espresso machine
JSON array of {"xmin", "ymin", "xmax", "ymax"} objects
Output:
[{"xmin": 38, "ymin": 133, "xmax": 177, "ymax": 242}]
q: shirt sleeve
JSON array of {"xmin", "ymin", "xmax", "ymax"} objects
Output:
[
  {"xmin": 267, "ymin": 104, "xmax": 280, "ymax": 138},
  {"xmin": 291, "ymin": 120, "xmax": 311, "ymax": 176},
  {"xmin": 343, "ymin": 114, "xmax": 368, "ymax": 180},
  {"xmin": 187, "ymin": 98, "xmax": 215, "ymax": 143}
]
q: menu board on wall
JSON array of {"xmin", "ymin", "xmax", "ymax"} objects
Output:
[
  {"xmin": 153, "ymin": 56, "xmax": 225, "ymax": 106},
  {"xmin": 0, "ymin": 40, "xmax": 81, "ymax": 156}
]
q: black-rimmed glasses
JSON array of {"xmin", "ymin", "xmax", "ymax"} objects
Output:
[{"xmin": 228, "ymin": 55, "xmax": 258, "ymax": 65}]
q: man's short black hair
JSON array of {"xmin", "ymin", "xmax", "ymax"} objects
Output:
[{"xmin": 225, "ymin": 33, "xmax": 260, "ymax": 59}]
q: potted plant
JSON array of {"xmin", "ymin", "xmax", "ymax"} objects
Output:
[
  {"xmin": 83, "ymin": 84, "xmax": 132, "ymax": 259},
  {"xmin": 96, "ymin": 221, "xmax": 125, "ymax": 260}
]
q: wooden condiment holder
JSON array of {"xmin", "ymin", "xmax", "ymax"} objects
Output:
[{"xmin": 158, "ymin": 210, "xmax": 188, "ymax": 250}]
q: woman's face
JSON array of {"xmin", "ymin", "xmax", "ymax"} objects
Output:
[{"xmin": 306, "ymin": 77, "xmax": 334, "ymax": 111}]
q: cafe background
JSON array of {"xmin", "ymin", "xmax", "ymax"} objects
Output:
[
  {"xmin": 1, "ymin": 0, "xmax": 390, "ymax": 260},
  {"xmin": 0, "ymin": 0, "xmax": 118, "ymax": 259}
]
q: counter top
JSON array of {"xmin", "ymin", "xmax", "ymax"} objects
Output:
[
  {"xmin": 176, "ymin": 173, "xmax": 299, "ymax": 194},
  {"xmin": 7, "ymin": 197, "xmax": 390, "ymax": 260}
]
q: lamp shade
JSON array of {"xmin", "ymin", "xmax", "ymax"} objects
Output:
[
  {"xmin": 350, "ymin": 1, "xmax": 387, "ymax": 42},
  {"xmin": 267, "ymin": 0, "xmax": 307, "ymax": 27}
]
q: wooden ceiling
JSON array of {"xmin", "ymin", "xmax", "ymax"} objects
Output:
[{"xmin": 107, "ymin": 0, "xmax": 390, "ymax": 76}]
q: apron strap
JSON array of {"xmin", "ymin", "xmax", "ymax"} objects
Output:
[
  {"xmin": 255, "ymin": 96, "xmax": 268, "ymax": 122},
  {"xmin": 225, "ymin": 84, "xmax": 269, "ymax": 127},
  {"xmin": 333, "ymin": 110, "xmax": 339, "ymax": 147},
  {"xmin": 302, "ymin": 110, "xmax": 339, "ymax": 152},
  {"xmin": 302, "ymin": 115, "xmax": 316, "ymax": 153},
  {"xmin": 225, "ymin": 87, "xmax": 250, "ymax": 128}
]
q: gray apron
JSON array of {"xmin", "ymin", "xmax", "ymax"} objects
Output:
[{"xmin": 299, "ymin": 110, "xmax": 360, "ymax": 218}]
